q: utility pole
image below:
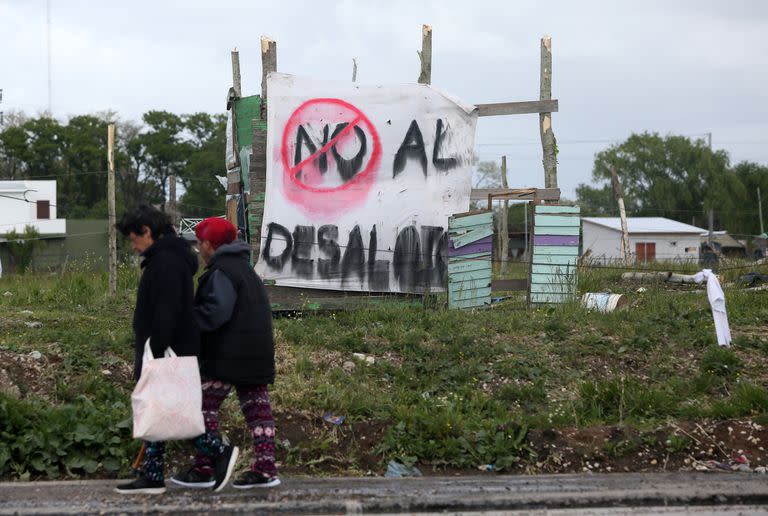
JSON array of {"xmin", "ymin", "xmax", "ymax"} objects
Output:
[
  {"xmin": 500, "ymin": 156, "xmax": 509, "ymax": 275},
  {"xmin": 226, "ymin": 48, "xmax": 242, "ymax": 228},
  {"xmin": 758, "ymin": 186, "xmax": 764, "ymax": 235},
  {"xmin": 539, "ymin": 36, "xmax": 558, "ymax": 191},
  {"xmin": 168, "ymin": 174, "xmax": 176, "ymax": 227},
  {"xmin": 0, "ymin": 88, "xmax": 4, "ymax": 125},
  {"xmin": 107, "ymin": 123, "xmax": 117, "ymax": 297},
  {"xmin": 707, "ymin": 134, "xmax": 713, "ymax": 246},
  {"xmin": 46, "ymin": 0, "xmax": 52, "ymax": 115},
  {"xmin": 611, "ymin": 165, "xmax": 631, "ymax": 263}
]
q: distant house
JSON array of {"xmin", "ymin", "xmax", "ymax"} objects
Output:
[
  {"xmin": 0, "ymin": 180, "xmax": 66, "ymax": 236},
  {"xmin": 0, "ymin": 180, "xmax": 67, "ymax": 273},
  {"xmin": 701, "ymin": 231, "xmax": 746, "ymax": 259},
  {"xmin": 582, "ymin": 217, "xmax": 706, "ymax": 263}
]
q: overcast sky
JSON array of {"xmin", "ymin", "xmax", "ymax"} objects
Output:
[{"xmin": 2, "ymin": 0, "xmax": 767, "ymax": 198}]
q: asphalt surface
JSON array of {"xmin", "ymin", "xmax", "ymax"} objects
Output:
[{"xmin": 0, "ymin": 472, "xmax": 766, "ymax": 515}]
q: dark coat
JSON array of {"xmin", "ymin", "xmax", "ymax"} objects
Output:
[
  {"xmin": 132, "ymin": 234, "xmax": 200, "ymax": 380},
  {"xmin": 194, "ymin": 241, "xmax": 275, "ymax": 385}
]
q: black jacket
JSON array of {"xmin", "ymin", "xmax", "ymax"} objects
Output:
[
  {"xmin": 132, "ymin": 234, "xmax": 200, "ymax": 380},
  {"xmin": 194, "ymin": 241, "xmax": 275, "ymax": 385}
]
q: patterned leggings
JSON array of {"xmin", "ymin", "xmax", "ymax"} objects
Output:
[{"xmin": 192, "ymin": 378, "xmax": 277, "ymax": 477}]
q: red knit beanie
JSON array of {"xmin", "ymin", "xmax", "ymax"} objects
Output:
[{"xmin": 195, "ymin": 217, "xmax": 237, "ymax": 249}]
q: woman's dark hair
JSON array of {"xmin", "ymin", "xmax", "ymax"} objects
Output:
[{"xmin": 116, "ymin": 204, "xmax": 175, "ymax": 239}]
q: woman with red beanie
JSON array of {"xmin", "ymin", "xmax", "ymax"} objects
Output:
[{"xmin": 170, "ymin": 217, "xmax": 279, "ymax": 490}]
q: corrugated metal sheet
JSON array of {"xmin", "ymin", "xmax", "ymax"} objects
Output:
[
  {"xmin": 448, "ymin": 211, "xmax": 493, "ymax": 310},
  {"xmin": 529, "ymin": 205, "xmax": 581, "ymax": 306}
]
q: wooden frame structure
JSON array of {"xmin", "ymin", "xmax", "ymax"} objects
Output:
[{"xmin": 226, "ymin": 26, "xmax": 560, "ymax": 310}]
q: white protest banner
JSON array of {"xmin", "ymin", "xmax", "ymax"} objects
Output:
[{"xmin": 255, "ymin": 73, "xmax": 478, "ymax": 293}]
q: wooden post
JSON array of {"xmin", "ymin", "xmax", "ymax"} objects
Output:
[
  {"xmin": 260, "ymin": 37, "xmax": 277, "ymax": 120},
  {"xmin": 417, "ymin": 24, "xmax": 432, "ymax": 85},
  {"xmin": 708, "ymin": 208, "xmax": 714, "ymax": 247},
  {"xmin": 539, "ymin": 36, "xmax": 558, "ymax": 191},
  {"xmin": 226, "ymin": 49, "xmax": 243, "ymax": 229},
  {"xmin": 248, "ymin": 36, "xmax": 277, "ymax": 264},
  {"xmin": 610, "ymin": 165, "xmax": 631, "ymax": 264},
  {"xmin": 758, "ymin": 186, "xmax": 764, "ymax": 236},
  {"xmin": 231, "ymin": 48, "xmax": 242, "ymax": 98},
  {"xmin": 168, "ymin": 174, "xmax": 176, "ymax": 227},
  {"xmin": 352, "ymin": 58, "xmax": 358, "ymax": 82},
  {"xmin": 500, "ymin": 156, "xmax": 509, "ymax": 275},
  {"xmin": 107, "ymin": 123, "xmax": 117, "ymax": 297}
]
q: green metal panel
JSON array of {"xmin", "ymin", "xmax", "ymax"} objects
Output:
[
  {"xmin": 532, "ymin": 245, "xmax": 580, "ymax": 256},
  {"xmin": 531, "ymin": 264, "xmax": 577, "ymax": 276},
  {"xmin": 450, "ymin": 227, "xmax": 493, "ymax": 248},
  {"xmin": 535, "ymin": 205, "xmax": 581, "ymax": 214},
  {"xmin": 450, "ymin": 297, "xmax": 492, "ymax": 309},
  {"xmin": 447, "ymin": 258, "xmax": 492, "ymax": 274},
  {"xmin": 450, "ymin": 285, "xmax": 492, "ymax": 302},
  {"xmin": 534, "ymin": 225, "xmax": 580, "ymax": 236},
  {"xmin": 534, "ymin": 215, "xmax": 581, "ymax": 227},
  {"xmin": 530, "ymin": 283, "xmax": 575, "ymax": 294},
  {"xmin": 531, "ymin": 254, "xmax": 578, "ymax": 266},
  {"xmin": 530, "ymin": 292, "xmax": 573, "ymax": 304},
  {"xmin": 234, "ymin": 95, "xmax": 261, "ymax": 151},
  {"xmin": 448, "ymin": 211, "xmax": 493, "ymax": 229},
  {"xmin": 449, "ymin": 268, "xmax": 493, "ymax": 282},
  {"xmin": 448, "ymin": 278, "xmax": 492, "ymax": 294}
]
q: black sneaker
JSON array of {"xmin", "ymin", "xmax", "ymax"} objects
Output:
[
  {"xmin": 114, "ymin": 477, "xmax": 166, "ymax": 494},
  {"xmin": 212, "ymin": 444, "xmax": 239, "ymax": 492},
  {"xmin": 232, "ymin": 471, "xmax": 281, "ymax": 489},
  {"xmin": 170, "ymin": 467, "xmax": 215, "ymax": 488}
]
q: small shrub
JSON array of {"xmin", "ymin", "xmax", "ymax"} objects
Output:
[{"xmin": 699, "ymin": 346, "xmax": 742, "ymax": 380}]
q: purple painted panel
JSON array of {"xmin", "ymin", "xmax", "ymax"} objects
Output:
[
  {"xmin": 534, "ymin": 235, "xmax": 579, "ymax": 246},
  {"xmin": 448, "ymin": 241, "xmax": 493, "ymax": 257},
  {"xmin": 449, "ymin": 235, "xmax": 492, "ymax": 250}
]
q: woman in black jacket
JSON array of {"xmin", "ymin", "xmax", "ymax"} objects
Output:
[{"xmin": 113, "ymin": 205, "xmax": 208, "ymax": 494}]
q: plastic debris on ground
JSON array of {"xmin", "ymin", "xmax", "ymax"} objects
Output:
[
  {"xmin": 384, "ymin": 460, "xmax": 422, "ymax": 478},
  {"xmin": 322, "ymin": 412, "xmax": 345, "ymax": 425},
  {"xmin": 692, "ymin": 454, "xmax": 758, "ymax": 473}
]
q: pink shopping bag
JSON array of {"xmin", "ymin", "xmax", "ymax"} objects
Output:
[{"xmin": 131, "ymin": 339, "xmax": 205, "ymax": 441}]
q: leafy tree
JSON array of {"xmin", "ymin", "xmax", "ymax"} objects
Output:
[
  {"xmin": 134, "ymin": 111, "xmax": 190, "ymax": 203},
  {"xmin": 0, "ymin": 125, "xmax": 28, "ymax": 179},
  {"xmin": 60, "ymin": 115, "xmax": 108, "ymax": 217},
  {"xmin": 179, "ymin": 113, "xmax": 226, "ymax": 217}
]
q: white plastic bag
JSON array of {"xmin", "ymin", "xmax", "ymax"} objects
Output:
[{"xmin": 131, "ymin": 339, "xmax": 205, "ymax": 441}]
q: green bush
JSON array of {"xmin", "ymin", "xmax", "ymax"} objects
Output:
[{"xmin": 0, "ymin": 394, "xmax": 133, "ymax": 479}]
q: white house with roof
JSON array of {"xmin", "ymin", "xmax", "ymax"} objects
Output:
[
  {"xmin": 0, "ymin": 180, "xmax": 66, "ymax": 236},
  {"xmin": 582, "ymin": 217, "xmax": 706, "ymax": 262}
]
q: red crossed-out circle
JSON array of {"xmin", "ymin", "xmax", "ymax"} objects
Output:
[{"xmin": 280, "ymin": 98, "xmax": 381, "ymax": 217}]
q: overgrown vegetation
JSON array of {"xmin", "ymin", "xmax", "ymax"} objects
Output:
[{"xmin": 0, "ymin": 265, "xmax": 767, "ymax": 479}]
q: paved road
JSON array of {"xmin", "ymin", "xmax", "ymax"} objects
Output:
[{"xmin": 0, "ymin": 472, "xmax": 766, "ymax": 515}]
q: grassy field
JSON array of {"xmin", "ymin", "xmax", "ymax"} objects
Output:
[{"xmin": 1, "ymin": 261, "xmax": 767, "ymax": 480}]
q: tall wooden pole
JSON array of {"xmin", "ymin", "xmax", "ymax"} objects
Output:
[
  {"xmin": 168, "ymin": 174, "xmax": 176, "ymax": 227},
  {"xmin": 758, "ymin": 186, "xmax": 765, "ymax": 235},
  {"xmin": 248, "ymin": 36, "xmax": 276, "ymax": 264},
  {"xmin": 500, "ymin": 156, "xmax": 509, "ymax": 274},
  {"xmin": 352, "ymin": 58, "xmax": 358, "ymax": 82},
  {"xmin": 107, "ymin": 123, "xmax": 117, "ymax": 296},
  {"xmin": 539, "ymin": 36, "xmax": 558, "ymax": 191},
  {"xmin": 226, "ymin": 49, "xmax": 242, "ymax": 228},
  {"xmin": 611, "ymin": 165, "xmax": 630, "ymax": 264},
  {"xmin": 417, "ymin": 24, "xmax": 432, "ymax": 85}
]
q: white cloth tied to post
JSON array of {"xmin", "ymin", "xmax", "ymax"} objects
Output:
[
  {"xmin": 131, "ymin": 339, "xmax": 205, "ymax": 441},
  {"xmin": 693, "ymin": 269, "xmax": 732, "ymax": 347}
]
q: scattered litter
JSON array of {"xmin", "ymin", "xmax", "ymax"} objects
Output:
[
  {"xmin": 692, "ymin": 454, "xmax": 758, "ymax": 473},
  {"xmin": 352, "ymin": 353, "xmax": 375, "ymax": 365},
  {"xmin": 28, "ymin": 351, "xmax": 42, "ymax": 360},
  {"xmin": 636, "ymin": 287, "xmax": 647, "ymax": 293},
  {"xmin": 581, "ymin": 293, "xmax": 625, "ymax": 313},
  {"xmin": 3, "ymin": 291, "xmax": 12, "ymax": 297},
  {"xmin": 19, "ymin": 310, "xmax": 33, "ymax": 315},
  {"xmin": 280, "ymin": 439, "xmax": 291, "ymax": 449},
  {"xmin": 322, "ymin": 412, "xmax": 345, "ymax": 425},
  {"xmin": 101, "ymin": 369, "xmax": 112, "ymax": 376},
  {"xmin": 24, "ymin": 321, "xmax": 43, "ymax": 329},
  {"xmin": 738, "ymin": 272, "xmax": 768, "ymax": 287},
  {"xmin": 477, "ymin": 464, "xmax": 494, "ymax": 471},
  {"xmin": 385, "ymin": 460, "xmax": 422, "ymax": 477},
  {"xmin": 693, "ymin": 269, "xmax": 732, "ymax": 347},
  {"xmin": 342, "ymin": 361, "xmax": 356, "ymax": 373}
]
